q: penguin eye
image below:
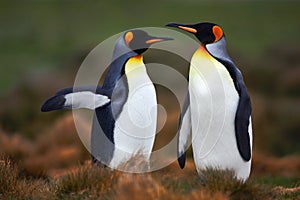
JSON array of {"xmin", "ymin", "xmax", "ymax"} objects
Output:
[
  {"xmin": 125, "ymin": 32, "xmax": 134, "ymax": 46},
  {"xmin": 212, "ymin": 25, "xmax": 223, "ymax": 42}
]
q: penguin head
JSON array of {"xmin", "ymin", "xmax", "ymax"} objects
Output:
[
  {"xmin": 166, "ymin": 22, "xmax": 224, "ymax": 44},
  {"xmin": 124, "ymin": 29, "xmax": 173, "ymax": 54}
]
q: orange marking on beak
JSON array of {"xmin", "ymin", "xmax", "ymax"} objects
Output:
[
  {"xmin": 146, "ymin": 39, "xmax": 163, "ymax": 44},
  {"xmin": 178, "ymin": 26, "xmax": 197, "ymax": 33}
]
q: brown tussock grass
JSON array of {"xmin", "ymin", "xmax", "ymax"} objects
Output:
[
  {"xmin": 23, "ymin": 146, "xmax": 81, "ymax": 177},
  {"xmin": 116, "ymin": 152, "xmax": 152, "ymax": 173},
  {"xmin": 252, "ymin": 152, "xmax": 300, "ymax": 177},
  {"xmin": 53, "ymin": 155, "xmax": 231, "ymax": 199},
  {"xmin": 115, "ymin": 173, "xmax": 168, "ymax": 200},
  {"xmin": 273, "ymin": 186, "xmax": 300, "ymax": 194},
  {"xmin": 56, "ymin": 164, "xmax": 114, "ymax": 196},
  {"xmin": 1, "ymin": 113, "xmax": 300, "ymax": 199},
  {"xmin": 197, "ymin": 168, "xmax": 274, "ymax": 200},
  {"xmin": 0, "ymin": 114, "xmax": 90, "ymax": 177},
  {"xmin": 0, "ymin": 130, "xmax": 33, "ymax": 160},
  {"xmin": 0, "ymin": 158, "xmax": 53, "ymax": 199},
  {"xmin": 114, "ymin": 166, "xmax": 229, "ymax": 200},
  {"xmin": 2, "ymin": 113, "xmax": 300, "ymax": 179},
  {"xmin": 1, "ymin": 156, "xmax": 300, "ymax": 199}
]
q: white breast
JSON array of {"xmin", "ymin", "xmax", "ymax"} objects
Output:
[
  {"xmin": 189, "ymin": 46, "xmax": 251, "ymax": 180},
  {"xmin": 109, "ymin": 56, "xmax": 157, "ymax": 169}
]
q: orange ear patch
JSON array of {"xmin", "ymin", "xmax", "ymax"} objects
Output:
[
  {"xmin": 125, "ymin": 31, "xmax": 133, "ymax": 46},
  {"xmin": 212, "ymin": 25, "xmax": 223, "ymax": 42}
]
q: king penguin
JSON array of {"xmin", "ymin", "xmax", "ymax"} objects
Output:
[
  {"xmin": 41, "ymin": 30, "xmax": 172, "ymax": 170},
  {"xmin": 166, "ymin": 22, "xmax": 253, "ymax": 181}
]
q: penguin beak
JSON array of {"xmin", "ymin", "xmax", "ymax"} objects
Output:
[
  {"xmin": 166, "ymin": 23, "xmax": 197, "ymax": 34},
  {"xmin": 146, "ymin": 36, "xmax": 173, "ymax": 44}
]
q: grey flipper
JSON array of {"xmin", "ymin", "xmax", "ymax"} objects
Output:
[
  {"xmin": 41, "ymin": 86, "xmax": 110, "ymax": 112},
  {"xmin": 177, "ymin": 92, "xmax": 192, "ymax": 168},
  {"xmin": 232, "ymin": 73, "xmax": 252, "ymax": 161},
  {"xmin": 207, "ymin": 38, "xmax": 252, "ymax": 161}
]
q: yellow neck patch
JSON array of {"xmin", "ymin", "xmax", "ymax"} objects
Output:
[
  {"xmin": 190, "ymin": 45, "xmax": 233, "ymax": 84},
  {"xmin": 125, "ymin": 55, "xmax": 144, "ymax": 74},
  {"xmin": 193, "ymin": 45, "xmax": 212, "ymax": 59}
]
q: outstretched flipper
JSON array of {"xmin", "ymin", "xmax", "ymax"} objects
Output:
[
  {"xmin": 41, "ymin": 86, "xmax": 110, "ymax": 112},
  {"xmin": 177, "ymin": 92, "xmax": 192, "ymax": 169}
]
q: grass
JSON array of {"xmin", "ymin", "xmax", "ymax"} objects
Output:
[
  {"xmin": 56, "ymin": 164, "xmax": 115, "ymax": 199},
  {"xmin": 1, "ymin": 157, "xmax": 299, "ymax": 199},
  {"xmin": 0, "ymin": 157, "xmax": 54, "ymax": 199},
  {"xmin": 0, "ymin": 113, "xmax": 299, "ymax": 199},
  {"xmin": 253, "ymin": 176, "xmax": 300, "ymax": 189}
]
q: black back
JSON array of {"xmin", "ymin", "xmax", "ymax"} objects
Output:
[{"xmin": 91, "ymin": 51, "xmax": 136, "ymax": 165}]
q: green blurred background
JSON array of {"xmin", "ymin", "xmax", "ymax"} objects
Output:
[{"xmin": 1, "ymin": 0, "xmax": 300, "ymax": 160}]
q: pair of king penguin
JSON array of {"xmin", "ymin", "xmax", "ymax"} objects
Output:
[{"xmin": 41, "ymin": 22, "xmax": 252, "ymax": 180}]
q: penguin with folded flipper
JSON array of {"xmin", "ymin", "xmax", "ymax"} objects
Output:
[{"xmin": 166, "ymin": 22, "xmax": 252, "ymax": 181}]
